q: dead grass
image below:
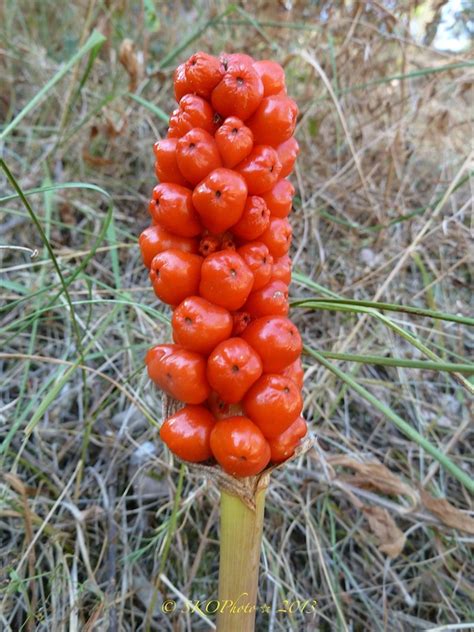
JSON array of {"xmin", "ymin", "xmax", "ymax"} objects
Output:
[{"xmin": 1, "ymin": 1, "xmax": 473, "ymax": 630}]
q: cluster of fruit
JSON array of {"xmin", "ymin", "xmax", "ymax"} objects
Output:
[{"xmin": 139, "ymin": 52, "xmax": 307, "ymax": 478}]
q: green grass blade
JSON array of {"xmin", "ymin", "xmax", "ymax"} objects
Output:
[
  {"xmin": 293, "ymin": 298, "xmax": 474, "ymax": 394},
  {"xmin": 0, "ymin": 30, "xmax": 106, "ymax": 141},
  {"xmin": 292, "ymin": 296, "xmax": 474, "ymax": 326},
  {"xmin": 305, "ymin": 347, "xmax": 474, "ymax": 494},
  {"xmin": 1, "ymin": 159, "xmax": 85, "ymax": 360},
  {"xmin": 317, "ymin": 351, "xmax": 474, "ymax": 374},
  {"xmin": 0, "ymin": 182, "xmax": 111, "ymax": 203},
  {"xmin": 128, "ymin": 94, "xmax": 169, "ymax": 123}
]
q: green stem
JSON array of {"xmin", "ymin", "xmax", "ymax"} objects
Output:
[{"xmin": 217, "ymin": 488, "xmax": 266, "ymax": 632}]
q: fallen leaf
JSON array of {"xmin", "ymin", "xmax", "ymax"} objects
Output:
[
  {"xmin": 119, "ymin": 38, "xmax": 143, "ymax": 92},
  {"xmin": 362, "ymin": 505, "xmax": 406, "ymax": 558},
  {"xmin": 82, "ymin": 148, "xmax": 114, "ymax": 166},
  {"xmin": 329, "ymin": 456, "xmax": 417, "ymax": 508},
  {"xmin": 420, "ymin": 489, "xmax": 474, "ymax": 535}
]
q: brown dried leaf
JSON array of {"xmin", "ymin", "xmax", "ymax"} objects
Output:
[
  {"xmin": 420, "ymin": 489, "xmax": 474, "ymax": 535},
  {"xmin": 329, "ymin": 456, "xmax": 417, "ymax": 508},
  {"xmin": 82, "ymin": 149, "xmax": 113, "ymax": 166},
  {"xmin": 362, "ymin": 505, "xmax": 406, "ymax": 558},
  {"xmin": 119, "ymin": 38, "xmax": 143, "ymax": 92}
]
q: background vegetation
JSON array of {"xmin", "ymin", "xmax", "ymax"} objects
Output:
[{"xmin": 1, "ymin": 1, "xmax": 473, "ymax": 630}]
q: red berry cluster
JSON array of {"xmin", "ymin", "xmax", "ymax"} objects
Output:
[{"xmin": 138, "ymin": 52, "xmax": 306, "ymax": 478}]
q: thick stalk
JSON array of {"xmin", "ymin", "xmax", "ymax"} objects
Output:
[{"xmin": 216, "ymin": 487, "xmax": 266, "ymax": 632}]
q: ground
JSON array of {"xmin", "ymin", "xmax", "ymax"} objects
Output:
[{"xmin": 1, "ymin": 2, "xmax": 473, "ymax": 631}]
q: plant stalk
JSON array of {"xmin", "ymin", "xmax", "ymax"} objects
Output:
[{"xmin": 217, "ymin": 487, "xmax": 266, "ymax": 632}]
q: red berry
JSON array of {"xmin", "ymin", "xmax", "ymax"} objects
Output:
[
  {"xmin": 232, "ymin": 195, "xmax": 270, "ymax": 241},
  {"xmin": 268, "ymin": 416, "xmax": 307, "ymax": 463},
  {"xmin": 242, "ymin": 316, "xmax": 302, "ymax": 373},
  {"xmin": 172, "ymin": 296, "xmax": 233, "ymax": 356},
  {"xmin": 270, "ymin": 254, "xmax": 292, "ymax": 284},
  {"xmin": 244, "ymin": 279, "xmax": 289, "ymax": 318},
  {"xmin": 261, "ymin": 179, "xmax": 295, "ymax": 218},
  {"xmin": 153, "ymin": 138, "xmax": 190, "ymax": 186},
  {"xmin": 168, "ymin": 94, "xmax": 216, "ymax": 138},
  {"xmin": 212, "ymin": 62, "xmax": 263, "ymax": 121},
  {"xmin": 160, "ymin": 405, "xmax": 215, "ymax": 462},
  {"xmin": 236, "ymin": 145, "xmax": 281, "ymax": 195},
  {"xmin": 253, "ymin": 60, "xmax": 286, "ymax": 96},
  {"xmin": 192, "ymin": 168, "xmax": 247, "ymax": 233},
  {"xmin": 150, "ymin": 183, "xmax": 202, "ymax": 237},
  {"xmin": 260, "ymin": 217, "xmax": 292, "ymax": 257},
  {"xmin": 215, "ymin": 116, "xmax": 254, "ymax": 168},
  {"xmin": 207, "ymin": 337, "xmax": 263, "ymax": 403},
  {"xmin": 176, "ymin": 128, "xmax": 222, "ymax": 185},
  {"xmin": 149, "ymin": 249, "xmax": 202, "ymax": 306},
  {"xmin": 237, "ymin": 242, "xmax": 273, "ymax": 290},
  {"xmin": 247, "ymin": 95, "xmax": 298, "ymax": 146},
  {"xmin": 199, "ymin": 249, "xmax": 254, "ymax": 311},
  {"xmin": 243, "ymin": 374, "xmax": 303, "ymax": 437},
  {"xmin": 173, "ymin": 63, "xmax": 191, "ymax": 102},
  {"xmin": 276, "ymin": 137, "xmax": 299, "ymax": 178},
  {"xmin": 184, "ymin": 51, "xmax": 223, "ymax": 99},
  {"xmin": 138, "ymin": 224, "xmax": 198, "ymax": 268},
  {"xmin": 210, "ymin": 416, "xmax": 270, "ymax": 477}
]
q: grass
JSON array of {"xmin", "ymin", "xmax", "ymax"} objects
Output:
[{"xmin": 1, "ymin": 1, "xmax": 473, "ymax": 630}]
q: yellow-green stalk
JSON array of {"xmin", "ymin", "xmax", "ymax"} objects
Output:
[{"xmin": 216, "ymin": 487, "xmax": 267, "ymax": 632}]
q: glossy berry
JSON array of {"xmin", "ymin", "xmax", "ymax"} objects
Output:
[
  {"xmin": 153, "ymin": 138, "xmax": 189, "ymax": 186},
  {"xmin": 176, "ymin": 128, "xmax": 222, "ymax": 185},
  {"xmin": 215, "ymin": 116, "xmax": 254, "ymax": 168},
  {"xmin": 243, "ymin": 374, "xmax": 302, "ymax": 437},
  {"xmin": 172, "ymin": 296, "xmax": 233, "ymax": 356},
  {"xmin": 220, "ymin": 52, "xmax": 255, "ymax": 69},
  {"xmin": 268, "ymin": 416, "xmax": 307, "ymax": 463},
  {"xmin": 270, "ymin": 254, "xmax": 292, "ymax": 284},
  {"xmin": 210, "ymin": 416, "xmax": 271, "ymax": 477},
  {"xmin": 261, "ymin": 179, "xmax": 295, "ymax": 218},
  {"xmin": 192, "ymin": 168, "xmax": 247, "ymax": 233},
  {"xmin": 232, "ymin": 196, "xmax": 270, "ymax": 241},
  {"xmin": 149, "ymin": 249, "xmax": 202, "ymax": 306},
  {"xmin": 247, "ymin": 95, "xmax": 298, "ymax": 146},
  {"xmin": 138, "ymin": 224, "xmax": 198, "ymax": 268},
  {"xmin": 244, "ymin": 279, "xmax": 289, "ymax": 318},
  {"xmin": 236, "ymin": 145, "xmax": 281, "ymax": 195},
  {"xmin": 236, "ymin": 242, "xmax": 273, "ymax": 290},
  {"xmin": 173, "ymin": 63, "xmax": 191, "ymax": 101},
  {"xmin": 207, "ymin": 337, "xmax": 263, "ymax": 403},
  {"xmin": 146, "ymin": 344, "xmax": 210, "ymax": 404},
  {"xmin": 199, "ymin": 249, "xmax": 254, "ymax": 311},
  {"xmin": 160, "ymin": 405, "xmax": 215, "ymax": 462},
  {"xmin": 242, "ymin": 316, "xmax": 302, "ymax": 373},
  {"xmin": 277, "ymin": 137, "xmax": 299, "ymax": 178},
  {"xmin": 184, "ymin": 51, "xmax": 223, "ymax": 99},
  {"xmin": 260, "ymin": 217, "xmax": 292, "ymax": 258},
  {"xmin": 280, "ymin": 357, "xmax": 304, "ymax": 390},
  {"xmin": 212, "ymin": 62, "xmax": 263, "ymax": 121},
  {"xmin": 168, "ymin": 94, "xmax": 216, "ymax": 138},
  {"xmin": 150, "ymin": 183, "xmax": 201, "ymax": 237},
  {"xmin": 253, "ymin": 60, "xmax": 286, "ymax": 96}
]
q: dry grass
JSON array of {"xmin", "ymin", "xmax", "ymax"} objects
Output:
[{"xmin": 1, "ymin": 2, "xmax": 473, "ymax": 630}]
